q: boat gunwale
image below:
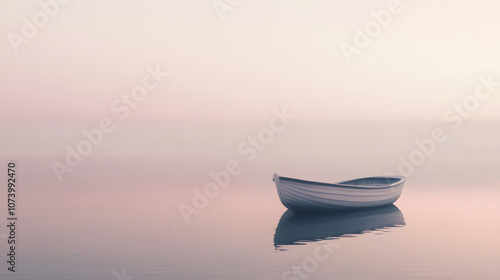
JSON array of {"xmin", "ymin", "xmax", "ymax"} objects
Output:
[{"xmin": 278, "ymin": 175, "xmax": 406, "ymax": 189}]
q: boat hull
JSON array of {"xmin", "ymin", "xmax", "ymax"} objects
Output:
[{"xmin": 273, "ymin": 173, "xmax": 406, "ymax": 211}]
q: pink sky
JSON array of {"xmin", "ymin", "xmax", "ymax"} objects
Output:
[{"xmin": 1, "ymin": 0, "xmax": 500, "ymax": 124}]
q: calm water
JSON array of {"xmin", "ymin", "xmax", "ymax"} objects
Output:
[{"xmin": 1, "ymin": 122, "xmax": 499, "ymax": 279}]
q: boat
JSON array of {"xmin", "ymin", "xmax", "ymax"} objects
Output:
[
  {"xmin": 273, "ymin": 173, "xmax": 406, "ymax": 211},
  {"xmin": 274, "ymin": 204, "xmax": 405, "ymax": 248}
]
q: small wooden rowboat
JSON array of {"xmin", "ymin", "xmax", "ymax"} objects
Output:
[{"xmin": 273, "ymin": 173, "xmax": 406, "ymax": 211}]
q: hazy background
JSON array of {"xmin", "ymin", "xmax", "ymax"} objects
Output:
[
  {"xmin": 1, "ymin": 0, "xmax": 499, "ymax": 159},
  {"xmin": 1, "ymin": 0, "xmax": 499, "ymax": 183},
  {"xmin": 2, "ymin": 0, "xmax": 500, "ymax": 126}
]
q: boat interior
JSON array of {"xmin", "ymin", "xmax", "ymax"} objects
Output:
[{"xmin": 338, "ymin": 177, "xmax": 401, "ymax": 186}]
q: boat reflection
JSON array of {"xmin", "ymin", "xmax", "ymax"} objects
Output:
[{"xmin": 274, "ymin": 204, "xmax": 405, "ymax": 248}]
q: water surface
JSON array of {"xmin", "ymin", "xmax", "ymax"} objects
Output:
[{"xmin": 1, "ymin": 122, "xmax": 499, "ymax": 279}]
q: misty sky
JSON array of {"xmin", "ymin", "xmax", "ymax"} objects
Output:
[{"xmin": 1, "ymin": 0, "xmax": 500, "ymax": 125}]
